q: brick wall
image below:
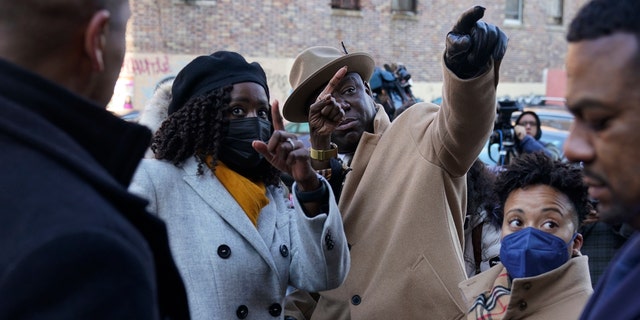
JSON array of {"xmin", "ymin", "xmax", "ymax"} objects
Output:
[{"xmin": 112, "ymin": 0, "xmax": 587, "ymax": 113}]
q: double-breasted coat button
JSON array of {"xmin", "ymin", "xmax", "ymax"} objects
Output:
[
  {"xmin": 351, "ymin": 295, "xmax": 362, "ymax": 305},
  {"xmin": 523, "ymin": 282, "xmax": 532, "ymax": 290},
  {"xmin": 236, "ymin": 305, "xmax": 248, "ymax": 319},
  {"xmin": 518, "ymin": 300, "xmax": 527, "ymax": 311},
  {"xmin": 280, "ymin": 244, "xmax": 289, "ymax": 257},
  {"xmin": 217, "ymin": 244, "xmax": 231, "ymax": 259},
  {"xmin": 268, "ymin": 303, "xmax": 282, "ymax": 316}
]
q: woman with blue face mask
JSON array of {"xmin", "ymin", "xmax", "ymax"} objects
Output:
[
  {"xmin": 459, "ymin": 152, "xmax": 593, "ymax": 320},
  {"xmin": 129, "ymin": 51, "xmax": 350, "ymax": 320}
]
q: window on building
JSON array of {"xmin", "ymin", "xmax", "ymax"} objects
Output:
[
  {"xmin": 331, "ymin": 0, "xmax": 360, "ymax": 10},
  {"xmin": 180, "ymin": 0, "xmax": 216, "ymax": 5},
  {"xmin": 546, "ymin": 0, "xmax": 564, "ymax": 25},
  {"xmin": 505, "ymin": 0, "xmax": 523, "ymax": 23},
  {"xmin": 391, "ymin": 0, "xmax": 417, "ymax": 13}
]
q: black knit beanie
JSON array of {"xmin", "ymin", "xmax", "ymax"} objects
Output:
[{"xmin": 167, "ymin": 51, "xmax": 269, "ymax": 115}]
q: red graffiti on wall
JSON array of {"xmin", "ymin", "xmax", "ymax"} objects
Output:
[{"xmin": 124, "ymin": 55, "xmax": 171, "ymax": 76}]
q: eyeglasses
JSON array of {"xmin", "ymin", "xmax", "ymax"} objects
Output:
[{"xmin": 518, "ymin": 121, "xmax": 537, "ymax": 127}]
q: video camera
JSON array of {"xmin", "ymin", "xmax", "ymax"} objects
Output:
[
  {"xmin": 396, "ymin": 64, "xmax": 411, "ymax": 82},
  {"xmin": 487, "ymin": 99, "xmax": 522, "ymax": 165}
]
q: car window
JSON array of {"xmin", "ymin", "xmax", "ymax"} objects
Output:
[
  {"xmin": 511, "ymin": 107, "xmax": 574, "ymax": 131},
  {"xmin": 480, "ymin": 125, "xmax": 568, "ymax": 166},
  {"xmin": 285, "ymin": 122, "xmax": 310, "ymax": 135}
]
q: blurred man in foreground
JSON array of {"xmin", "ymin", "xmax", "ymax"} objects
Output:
[
  {"xmin": 564, "ymin": 0, "xmax": 640, "ymax": 318},
  {"xmin": 0, "ymin": 0, "xmax": 189, "ymax": 318}
]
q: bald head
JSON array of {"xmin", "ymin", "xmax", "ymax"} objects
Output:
[
  {"xmin": 0, "ymin": 0, "xmax": 131, "ymax": 105},
  {"xmin": 0, "ymin": 1, "xmax": 99, "ymax": 60}
]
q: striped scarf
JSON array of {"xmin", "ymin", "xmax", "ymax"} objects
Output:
[{"xmin": 468, "ymin": 267, "xmax": 512, "ymax": 320}]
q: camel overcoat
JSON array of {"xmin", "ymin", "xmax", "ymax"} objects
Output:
[{"xmin": 306, "ymin": 61, "xmax": 498, "ymax": 319}]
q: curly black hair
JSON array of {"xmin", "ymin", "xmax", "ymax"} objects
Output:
[
  {"xmin": 493, "ymin": 152, "xmax": 591, "ymax": 228},
  {"xmin": 151, "ymin": 86, "xmax": 280, "ymax": 186},
  {"xmin": 568, "ymin": 0, "xmax": 640, "ymax": 42}
]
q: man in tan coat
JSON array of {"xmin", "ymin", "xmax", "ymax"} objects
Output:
[{"xmin": 282, "ymin": 6, "xmax": 508, "ymax": 320}]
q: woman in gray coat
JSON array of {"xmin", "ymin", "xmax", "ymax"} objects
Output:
[{"xmin": 130, "ymin": 51, "xmax": 349, "ymax": 320}]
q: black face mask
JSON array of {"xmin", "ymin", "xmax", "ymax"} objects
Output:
[{"xmin": 219, "ymin": 117, "xmax": 272, "ymax": 177}]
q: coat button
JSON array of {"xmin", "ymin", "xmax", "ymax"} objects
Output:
[
  {"xmin": 523, "ymin": 282, "xmax": 532, "ymax": 290},
  {"xmin": 236, "ymin": 305, "xmax": 248, "ymax": 319},
  {"xmin": 518, "ymin": 300, "xmax": 527, "ymax": 311},
  {"xmin": 351, "ymin": 295, "xmax": 362, "ymax": 305},
  {"xmin": 269, "ymin": 303, "xmax": 282, "ymax": 316},
  {"xmin": 280, "ymin": 244, "xmax": 289, "ymax": 257},
  {"xmin": 217, "ymin": 244, "xmax": 231, "ymax": 259}
]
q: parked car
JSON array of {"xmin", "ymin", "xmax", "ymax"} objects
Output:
[
  {"xmin": 480, "ymin": 105, "xmax": 573, "ymax": 166},
  {"xmin": 479, "ymin": 125, "xmax": 569, "ymax": 166},
  {"xmin": 512, "ymin": 105, "xmax": 574, "ymax": 131},
  {"xmin": 284, "ymin": 121, "xmax": 311, "ymax": 148},
  {"xmin": 119, "ymin": 110, "xmax": 141, "ymax": 122}
]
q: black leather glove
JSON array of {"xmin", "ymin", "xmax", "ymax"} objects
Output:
[{"xmin": 445, "ymin": 6, "xmax": 508, "ymax": 82}]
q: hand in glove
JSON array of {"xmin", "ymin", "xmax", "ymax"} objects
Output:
[{"xmin": 445, "ymin": 6, "xmax": 508, "ymax": 84}]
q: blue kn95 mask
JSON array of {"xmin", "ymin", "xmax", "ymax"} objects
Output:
[{"xmin": 499, "ymin": 227, "xmax": 575, "ymax": 279}]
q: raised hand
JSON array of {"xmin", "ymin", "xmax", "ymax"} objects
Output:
[
  {"xmin": 445, "ymin": 6, "xmax": 508, "ymax": 81},
  {"xmin": 271, "ymin": 99, "xmax": 285, "ymax": 132},
  {"xmin": 309, "ymin": 66, "xmax": 347, "ymax": 138},
  {"xmin": 514, "ymin": 125, "xmax": 527, "ymax": 140},
  {"xmin": 252, "ymin": 131, "xmax": 320, "ymax": 191}
]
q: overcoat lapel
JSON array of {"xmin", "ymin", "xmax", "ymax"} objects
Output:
[
  {"xmin": 340, "ymin": 107, "xmax": 389, "ymax": 218},
  {"xmin": 256, "ymin": 188, "xmax": 278, "ymax": 251},
  {"xmin": 180, "ymin": 157, "xmax": 277, "ymax": 272}
]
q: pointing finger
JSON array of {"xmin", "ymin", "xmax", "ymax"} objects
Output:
[
  {"xmin": 316, "ymin": 66, "xmax": 348, "ymax": 102},
  {"xmin": 452, "ymin": 6, "xmax": 485, "ymax": 35},
  {"xmin": 271, "ymin": 99, "xmax": 284, "ymax": 131}
]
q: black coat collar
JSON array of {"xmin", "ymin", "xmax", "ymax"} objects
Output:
[{"xmin": 0, "ymin": 58, "xmax": 151, "ymax": 186}]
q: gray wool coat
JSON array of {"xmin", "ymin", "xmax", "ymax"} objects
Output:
[{"xmin": 130, "ymin": 157, "xmax": 350, "ymax": 320}]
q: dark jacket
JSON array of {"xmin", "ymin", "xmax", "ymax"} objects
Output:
[
  {"xmin": 580, "ymin": 232, "xmax": 640, "ymax": 320},
  {"xmin": 0, "ymin": 58, "xmax": 190, "ymax": 319}
]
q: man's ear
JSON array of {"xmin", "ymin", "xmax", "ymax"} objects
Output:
[
  {"xmin": 84, "ymin": 10, "xmax": 110, "ymax": 72},
  {"xmin": 363, "ymin": 80, "xmax": 373, "ymax": 97}
]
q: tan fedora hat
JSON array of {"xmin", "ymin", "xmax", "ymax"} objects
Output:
[{"xmin": 282, "ymin": 46, "xmax": 375, "ymax": 122}]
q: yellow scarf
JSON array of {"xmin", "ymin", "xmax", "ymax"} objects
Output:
[{"xmin": 205, "ymin": 156, "xmax": 269, "ymax": 227}]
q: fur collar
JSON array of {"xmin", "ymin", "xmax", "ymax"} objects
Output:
[
  {"xmin": 139, "ymin": 80, "xmax": 173, "ymax": 135},
  {"xmin": 138, "ymin": 79, "xmax": 173, "ymax": 158}
]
